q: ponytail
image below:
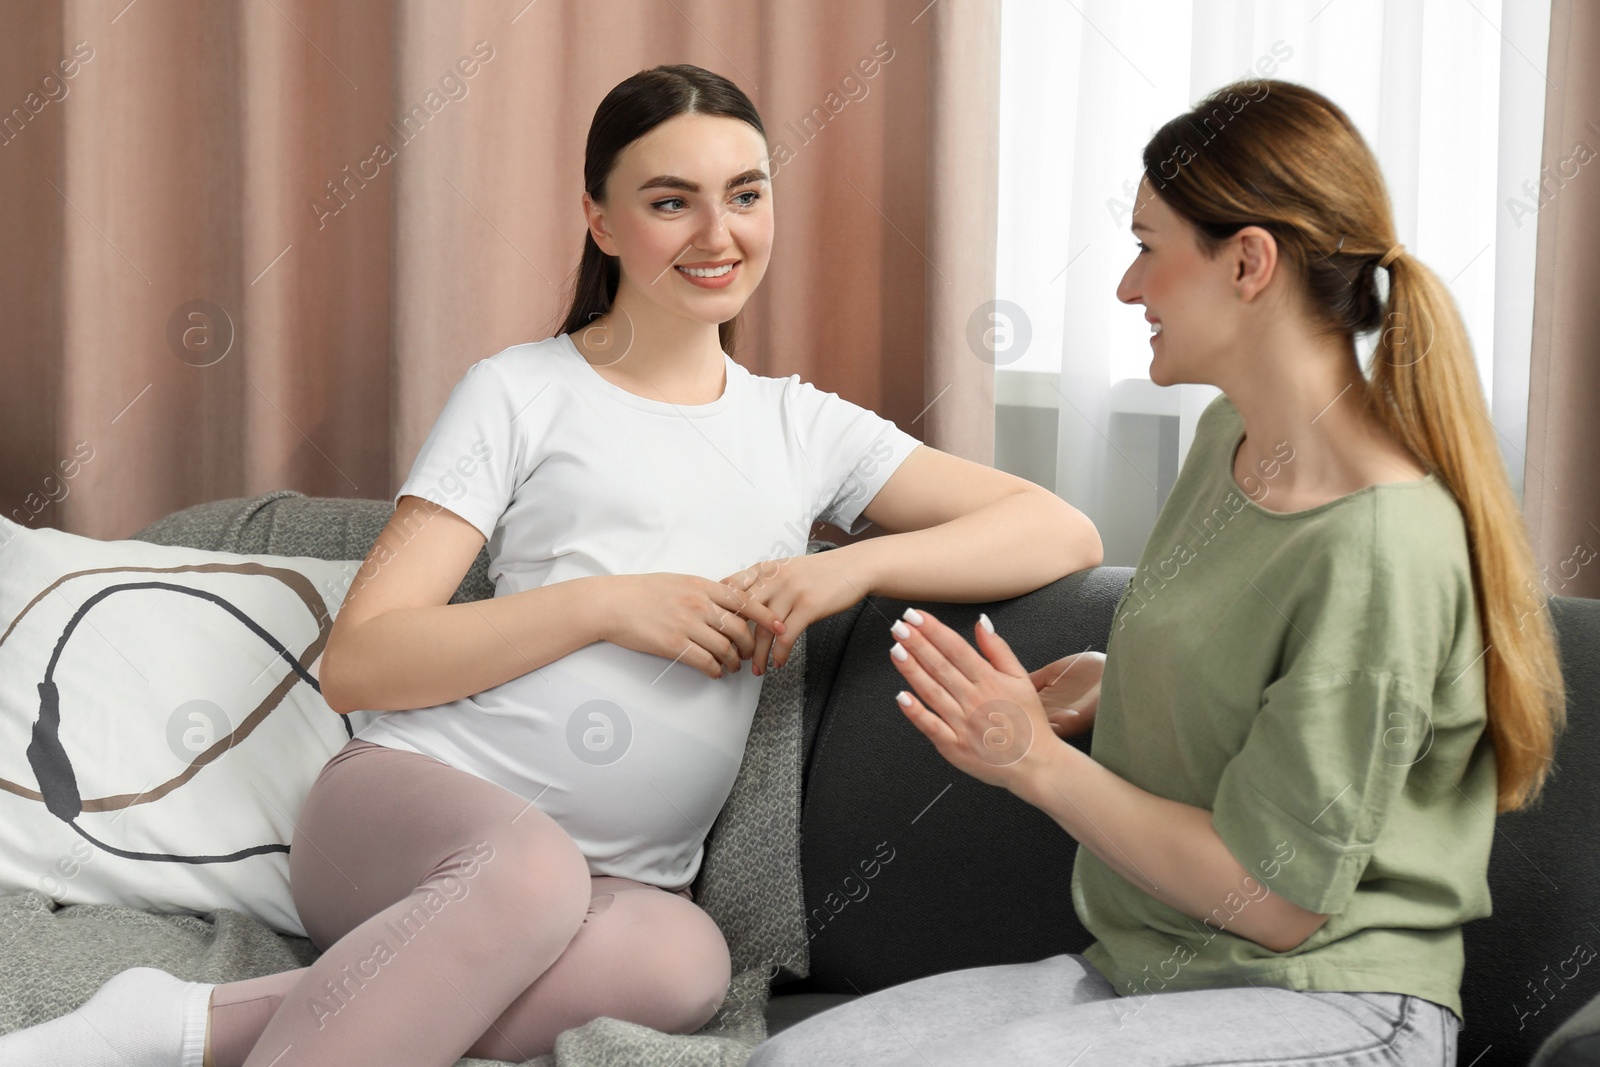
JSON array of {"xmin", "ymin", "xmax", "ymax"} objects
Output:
[
  {"xmin": 1367, "ymin": 253, "xmax": 1566, "ymax": 810},
  {"xmin": 560, "ymin": 231, "xmax": 619, "ymax": 341}
]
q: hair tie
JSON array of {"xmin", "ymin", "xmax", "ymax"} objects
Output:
[{"xmin": 1377, "ymin": 243, "xmax": 1405, "ymax": 269}]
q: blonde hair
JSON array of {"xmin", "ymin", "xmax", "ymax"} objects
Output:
[{"xmin": 1143, "ymin": 78, "xmax": 1566, "ymax": 811}]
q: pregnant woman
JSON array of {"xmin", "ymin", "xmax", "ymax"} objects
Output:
[
  {"xmin": 749, "ymin": 79, "xmax": 1567, "ymax": 1067},
  {"xmin": 0, "ymin": 64, "xmax": 1100, "ymax": 1067}
]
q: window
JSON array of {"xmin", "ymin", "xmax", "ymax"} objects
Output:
[{"xmin": 994, "ymin": 0, "xmax": 1551, "ymax": 564}]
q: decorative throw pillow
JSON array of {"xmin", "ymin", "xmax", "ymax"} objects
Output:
[{"xmin": 0, "ymin": 515, "xmax": 377, "ymax": 937}]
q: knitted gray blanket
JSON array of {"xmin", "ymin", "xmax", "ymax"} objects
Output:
[{"xmin": 0, "ymin": 490, "xmax": 812, "ymax": 1066}]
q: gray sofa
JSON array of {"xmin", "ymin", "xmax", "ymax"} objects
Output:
[{"xmin": 128, "ymin": 490, "xmax": 1600, "ymax": 1067}]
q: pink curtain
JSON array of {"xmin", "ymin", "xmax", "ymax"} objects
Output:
[
  {"xmin": 1526, "ymin": 0, "xmax": 1600, "ymax": 599},
  {"xmin": 0, "ymin": 0, "xmax": 1000, "ymax": 545}
]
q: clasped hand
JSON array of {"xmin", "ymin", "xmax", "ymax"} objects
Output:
[
  {"xmin": 602, "ymin": 552, "xmax": 872, "ymax": 681},
  {"xmin": 717, "ymin": 550, "xmax": 873, "ymax": 676}
]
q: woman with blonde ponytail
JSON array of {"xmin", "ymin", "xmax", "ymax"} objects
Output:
[{"xmin": 752, "ymin": 79, "xmax": 1565, "ymax": 1067}]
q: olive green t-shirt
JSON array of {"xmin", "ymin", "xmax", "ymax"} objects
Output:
[{"xmin": 1072, "ymin": 393, "xmax": 1495, "ymax": 1022}]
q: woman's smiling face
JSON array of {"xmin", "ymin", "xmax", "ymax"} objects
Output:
[
  {"xmin": 1116, "ymin": 176, "xmax": 1243, "ymax": 386},
  {"xmin": 585, "ymin": 111, "xmax": 774, "ymax": 330}
]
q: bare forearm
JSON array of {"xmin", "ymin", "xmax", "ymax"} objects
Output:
[
  {"xmin": 1012, "ymin": 743, "xmax": 1322, "ymax": 952},
  {"xmin": 321, "ymin": 575, "xmax": 613, "ymax": 714},
  {"xmin": 847, "ymin": 489, "xmax": 1103, "ymax": 602}
]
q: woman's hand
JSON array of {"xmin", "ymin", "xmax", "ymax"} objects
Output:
[
  {"xmin": 601, "ymin": 573, "xmax": 787, "ymax": 680},
  {"xmin": 718, "ymin": 550, "xmax": 873, "ymax": 676},
  {"xmin": 888, "ymin": 607, "xmax": 1061, "ymax": 792},
  {"xmin": 1031, "ymin": 651, "xmax": 1105, "ymax": 739}
]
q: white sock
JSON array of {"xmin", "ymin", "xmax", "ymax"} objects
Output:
[{"xmin": 0, "ymin": 966, "xmax": 213, "ymax": 1067}]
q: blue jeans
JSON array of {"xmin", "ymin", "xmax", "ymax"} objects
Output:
[{"xmin": 747, "ymin": 953, "xmax": 1459, "ymax": 1066}]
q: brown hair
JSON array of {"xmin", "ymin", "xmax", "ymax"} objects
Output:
[
  {"xmin": 556, "ymin": 64, "xmax": 764, "ymax": 357},
  {"xmin": 1142, "ymin": 78, "xmax": 1565, "ymax": 811}
]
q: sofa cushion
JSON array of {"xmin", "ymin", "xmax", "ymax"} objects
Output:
[
  {"xmin": 1480, "ymin": 595, "xmax": 1600, "ymax": 1067},
  {"xmin": 0, "ymin": 513, "xmax": 375, "ymax": 938},
  {"xmin": 788, "ymin": 566, "xmax": 1131, "ymax": 996},
  {"xmin": 132, "ymin": 490, "xmax": 494, "ymax": 604}
]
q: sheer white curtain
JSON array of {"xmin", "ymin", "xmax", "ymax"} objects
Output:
[{"xmin": 995, "ymin": 0, "xmax": 1551, "ymax": 565}]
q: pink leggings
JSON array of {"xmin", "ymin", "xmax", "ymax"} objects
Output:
[{"xmin": 208, "ymin": 738, "xmax": 733, "ymax": 1067}]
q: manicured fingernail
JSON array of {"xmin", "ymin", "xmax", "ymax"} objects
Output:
[
  {"xmin": 978, "ymin": 613, "xmax": 995, "ymax": 634},
  {"xmin": 902, "ymin": 608, "xmax": 924, "ymax": 625},
  {"xmin": 896, "ymin": 691, "xmax": 912, "ymax": 707},
  {"xmin": 890, "ymin": 620, "xmax": 911, "ymax": 639},
  {"xmin": 890, "ymin": 643, "xmax": 909, "ymax": 661},
  {"xmin": 1066, "ymin": 708, "xmax": 1080, "ymax": 716}
]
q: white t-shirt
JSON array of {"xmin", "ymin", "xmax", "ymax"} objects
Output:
[{"xmin": 354, "ymin": 333, "xmax": 921, "ymax": 890}]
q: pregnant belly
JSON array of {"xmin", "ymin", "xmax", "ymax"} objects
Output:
[{"xmin": 479, "ymin": 642, "xmax": 763, "ymax": 848}]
